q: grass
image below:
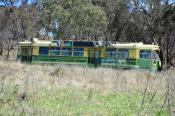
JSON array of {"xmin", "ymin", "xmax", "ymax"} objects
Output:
[
  {"xmin": 0, "ymin": 86, "xmax": 167, "ymax": 116},
  {"xmin": 0, "ymin": 61, "xmax": 174, "ymax": 115}
]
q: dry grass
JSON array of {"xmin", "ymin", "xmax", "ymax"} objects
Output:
[
  {"xmin": 0, "ymin": 61, "xmax": 172, "ymax": 91},
  {"xmin": 0, "ymin": 61, "xmax": 175, "ymax": 115}
]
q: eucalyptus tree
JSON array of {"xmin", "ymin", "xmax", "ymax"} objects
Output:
[
  {"xmin": 39, "ymin": 0, "xmax": 107, "ymax": 40},
  {"xmin": 0, "ymin": 0, "xmax": 46, "ymax": 58},
  {"xmin": 128, "ymin": 0, "xmax": 175, "ymax": 67}
]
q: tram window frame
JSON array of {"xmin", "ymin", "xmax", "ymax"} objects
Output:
[
  {"xmin": 50, "ymin": 47, "xmax": 61, "ymax": 56},
  {"xmin": 106, "ymin": 48, "xmax": 116, "ymax": 59},
  {"xmin": 73, "ymin": 48, "xmax": 84, "ymax": 57},
  {"xmin": 140, "ymin": 50, "xmax": 151, "ymax": 59},
  {"xmin": 61, "ymin": 48, "xmax": 72, "ymax": 56},
  {"xmin": 117, "ymin": 49, "xmax": 129, "ymax": 58}
]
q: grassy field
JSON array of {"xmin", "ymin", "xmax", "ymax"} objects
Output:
[{"xmin": 0, "ymin": 62, "xmax": 175, "ymax": 115}]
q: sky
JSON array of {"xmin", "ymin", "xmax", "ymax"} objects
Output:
[
  {"xmin": 1, "ymin": 0, "xmax": 175, "ymax": 7},
  {"xmin": 0, "ymin": 0, "xmax": 37, "ymax": 7}
]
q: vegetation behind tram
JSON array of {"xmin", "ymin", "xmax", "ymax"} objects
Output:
[{"xmin": 1, "ymin": 0, "xmax": 175, "ymax": 69}]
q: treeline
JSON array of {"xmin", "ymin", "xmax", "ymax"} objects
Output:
[{"xmin": 0, "ymin": 0, "xmax": 175, "ymax": 68}]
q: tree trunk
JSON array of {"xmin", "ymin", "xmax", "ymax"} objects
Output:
[
  {"xmin": 105, "ymin": 30, "xmax": 112, "ymax": 41},
  {"xmin": 158, "ymin": 35, "xmax": 164, "ymax": 70},
  {"xmin": 5, "ymin": 49, "xmax": 10, "ymax": 61},
  {"xmin": 0, "ymin": 49, "xmax": 3, "ymax": 56},
  {"xmin": 0, "ymin": 40, "xmax": 3, "ymax": 56}
]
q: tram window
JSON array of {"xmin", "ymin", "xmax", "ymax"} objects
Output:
[
  {"xmin": 140, "ymin": 50, "xmax": 151, "ymax": 59},
  {"xmin": 50, "ymin": 47, "xmax": 60, "ymax": 55},
  {"xmin": 39, "ymin": 47, "xmax": 49, "ymax": 55},
  {"xmin": 152, "ymin": 51, "xmax": 160, "ymax": 60},
  {"xmin": 95, "ymin": 51, "xmax": 100, "ymax": 58},
  {"xmin": 89, "ymin": 51, "xmax": 94, "ymax": 57},
  {"xmin": 62, "ymin": 48, "xmax": 72, "ymax": 56},
  {"xmin": 117, "ymin": 49, "xmax": 129, "ymax": 58},
  {"xmin": 73, "ymin": 41, "xmax": 93, "ymax": 47},
  {"xmin": 21, "ymin": 48, "xmax": 28, "ymax": 55},
  {"xmin": 73, "ymin": 48, "xmax": 84, "ymax": 56},
  {"xmin": 64, "ymin": 41, "xmax": 73, "ymax": 47},
  {"xmin": 106, "ymin": 49, "xmax": 116, "ymax": 58}
]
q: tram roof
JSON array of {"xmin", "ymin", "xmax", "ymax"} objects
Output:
[
  {"xmin": 19, "ymin": 38, "xmax": 51, "ymax": 47},
  {"xmin": 112, "ymin": 43, "xmax": 159, "ymax": 50},
  {"xmin": 19, "ymin": 38, "xmax": 160, "ymax": 50}
]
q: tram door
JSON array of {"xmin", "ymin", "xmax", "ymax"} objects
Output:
[
  {"xmin": 88, "ymin": 50, "xmax": 101, "ymax": 67},
  {"xmin": 21, "ymin": 47, "xmax": 33, "ymax": 62}
]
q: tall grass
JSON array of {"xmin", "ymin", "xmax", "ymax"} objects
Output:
[{"xmin": 0, "ymin": 61, "xmax": 174, "ymax": 115}]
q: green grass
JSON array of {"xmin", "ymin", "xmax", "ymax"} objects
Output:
[{"xmin": 0, "ymin": 86, "xmax": 168, "ymax": 116}]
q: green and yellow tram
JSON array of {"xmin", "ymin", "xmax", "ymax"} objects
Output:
[{"xmin": 17, "ymin": 38, "xmax": 161, "ymax": 71}]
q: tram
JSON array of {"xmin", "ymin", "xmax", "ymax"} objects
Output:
[{"xmin": 17, "ymin": 38, "xmax": 161, "ymax": 71}]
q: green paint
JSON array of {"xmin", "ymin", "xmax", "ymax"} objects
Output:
[
  {"xmin": 139, "ymin": 59, "xmax": 152, "ymax": 69},
  {"xmin": 17, "ymin": 54, "xmax": 160, "ymax": 71},
  {"xmin": 33, "ymin": 55, "xmax": 88, "ymax": 63}
]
